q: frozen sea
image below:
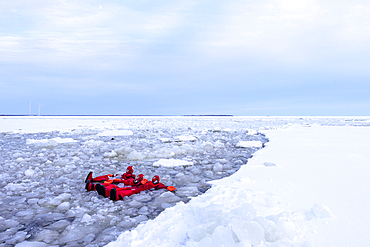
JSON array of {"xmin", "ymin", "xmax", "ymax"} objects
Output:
[{"xmin": 0, "ymin": 116, "xmax": 369, "ymax": 247}]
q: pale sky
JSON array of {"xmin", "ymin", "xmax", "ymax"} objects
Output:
[{"xmin": 1, "ymin": 0, "xmax": 369, "ymax": 116}]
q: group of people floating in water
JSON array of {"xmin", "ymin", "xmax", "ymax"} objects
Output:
[{"xmin": 85, "ymin": 166, "xmax": 176, "ymax": 201}]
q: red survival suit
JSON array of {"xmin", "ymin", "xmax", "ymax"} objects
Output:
[
  {"xmin": 85, "ymin": 166, "xmax": 136, "ymax": 191},
  {"xmin": 85, "ymin": 168, "xmax": 176, "ymax": 201},
  {"xmin": 95, "ymin": 174, "xmax": 145, "ymax": 197},
  {"xmin": 109, "ymin": 175, "xmax": 176, "ymax": 201}
]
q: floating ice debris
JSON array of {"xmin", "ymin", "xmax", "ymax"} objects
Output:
[
  {"xmin": 57, "ymin": 202, "xmax": 71, "ymax": 211},
  {"xmin": 104, "ymin": 150, "xmax": 118, "ymax": 158},
  {"xmin": 0, "ymin": 116, "xmax": 272, "ymax": 246},
  {"xmin": 174, "ymin": 135, "xmax": 197, "ymax": 142},
  {"xmin": 84, "ymin": 140, "xmax": 105, "ymax": 147},
  {"xmin": 15, "ymin": 241, "xmax": 48, "ymax": 247},
  {"xmin": 175, "ymin": 187, "xmax": 200, "ymax": 197},
  {"xmin": 263, "ymin": 162, "xmax": 276, "ymax": 167},
  {"xmin": 16, "ymin": 157, "xmax": 25, "ymax": 163},
  {"xmin": 236, "ymin": 140, "xmax": 263, "ymax": 148},
  {"xmin": 212, "ymin": 163, "xmax": 223, "ymax": 172},
  {"xmin": 153, "ymin": 159, "xmax": 194, "ymax": 167},
  {"xmin": 127, "ymin": 151, "xmax": 145, "ymax": 160},
  {"xmin": 26, "ymin": 137, "xmax": 77, "ymax": 148},
  {"xmin": 98, "ymin": 130, "xmax": 133, "ymax": 136},
  {"xmin": 159, "ymin": 138, "xmax": 171, "ymax": 143},
  {"xmin": 1, "ymin": 116, "xmax": 369, "ymax": 247},
  {"xmin": 247, "ymin": 129, "xmax": 258, "ymax": 135},
  {"xmin": 81, "ymin": 213, "xmax": 93, "ymax": 224},
  {"xmin": 24, "ymin": 169, "xmax": 36, "ymax": 177}
]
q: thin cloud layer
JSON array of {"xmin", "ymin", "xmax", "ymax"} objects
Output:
[{"xmin": 1, "ymin": 0, "xmax": 369, "ymax": 115}]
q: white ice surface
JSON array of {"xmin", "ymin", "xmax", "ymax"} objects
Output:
[
  {"xmin": 236, "ymin": 140, "xmax": 263, "ymax": 148},
  {"xmin": 153, "ymin": 159, "xmax": 194, "ymax": 167},
  {"xmin": 175, "ymin": 135, "xmax": 197, "ymax": 142},
  {"xmin": 26, "ymin": 137, "xmax": 77, "ymax": 145},
  {"xmin": 251, "ymin": 126, "xmax": 370, "ymax": 246},
  {"xmin": 98, "ymin": 130, "xmax": 134, "ymax": 136},
  {"xmin": 1, "ymin": 116, "xmax": 370, "ymax": 247},
  {"xmin": 106, "ymin": 125, "xmax": 370, "ymax": 247}
]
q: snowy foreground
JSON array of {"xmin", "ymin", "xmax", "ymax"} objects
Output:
[{"xmin": 0, "ymin": 116, "xmax": 369, "ymax": 247}]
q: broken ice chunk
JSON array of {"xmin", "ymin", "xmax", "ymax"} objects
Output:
[
  {"xmin": 133, "ymin": 215, "xmax": 148, "ymax": 223},
  {"xmin": 57, "ymin": 202, "xmax": 71, "ymax": 211},
  {"xmin": 312, "ymin": 203, "xmax": 334, "ymax": 218},
  {"xmin": 159, "ymin": 138, "xmax": 171, "ymax": 143},
  {"xmin": 212, "ymin": 163, "xmax": 223, "ymax": 172},
  {"xmin": 175, "ymin": 187, "xmax": 200, "ymax": 197},
  {"xmin": 236, "ymin": 141, "xmax": 263, "ymax": 148},
  {"xmin": 263, "ymin": 162, "xmax": 276, "ymax": 167},
  {"xmin": 80, "ymin": 213, "xmax": 93, "ymax": 224},
  {"xmin": 98, "ymin": 130, "xmax": 133, "ymax": 136},
  {"xmin": 15, "ymin": 241, "xmax": 47, "ymax": 247},
  {"xmin": 174, "ymin": 135, "xmax": 197, "ymax": 142},
  {"xmin": 153, "ymin": 159, "xmax": 193, "ymax": 167},
  {"xmin": 127, "ymin": 151, "xmax": 145, "ymax": 160},
  {"xmin": 24, "ymin": 169, "xmax": 36, "ymax": 177}
]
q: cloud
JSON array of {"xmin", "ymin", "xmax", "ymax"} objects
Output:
[
  {"xmin": 1, "ymin": 1, "xmax": 196, "ymax": 67},
  {"xmin": 1, "ymin": 0, "xmax": 370, "ymax": 115},
  {"xmin": 193, "ymin": 0, "xmax": 370, "ymax": 70},
  {"xmin": 3, "ymin": 0, "xmax": 369, "ymax": 72},
  {"xmin": 195, "ymin": 0, "xmax": 322, "ymax": 53},
  {"xmin": 346, "ymin": 4, "xmax": 370, "ymax": 17}
]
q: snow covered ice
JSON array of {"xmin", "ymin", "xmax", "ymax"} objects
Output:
[
  {"xmin": 0, "ymin": 116, "xmax": 370, "ymax": 247},
  {"xmin": 0, "ymin": 116, "xmax": 267, "ymax": 246}
]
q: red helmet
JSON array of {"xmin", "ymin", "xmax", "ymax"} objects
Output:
[
  {"xmin": 137, "ymin": 174, "xmax": 144, "ymax": 181},
  {"xmin": 133, "ymin": 174, "xmax": 144, "ymax": 185},
  {"xmin": 126, "ymin": 166, "xmax": 133, "ymax": 174},
  {"xmin": 152, "ymin": 175, "xmax": 160, "ymax": 184}
]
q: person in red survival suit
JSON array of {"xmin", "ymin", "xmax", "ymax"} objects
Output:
[
  {"xmin": 95, "ymin": 174, "xmax": 145, "ymax": 198},
  {"xmin": 109, "ymin": 175, "xmax": 176, "ymax": 201},
  {"xmin": 121, "ymin": 166, "xmax": 135, "ymax": 180},
  {"xmin": 85, "ymin": 166, "xmax": 136, "ymax": 191}
]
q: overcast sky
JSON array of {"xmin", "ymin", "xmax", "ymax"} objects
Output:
[{"xmin": 1, "ymin": 0, "xmax": 370, "ymax": 116}]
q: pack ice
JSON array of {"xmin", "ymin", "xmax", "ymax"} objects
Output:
[
  {"xmin": 0, "ymin": 117, "xmax": 267, "ymax": 246},
  {"xmin": 1, "ymin": 116, "xmax": 369, "ymax": 247}
]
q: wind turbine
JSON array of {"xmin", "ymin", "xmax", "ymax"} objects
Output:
[
  {"xmin": 37, "ymin": 101, "xmax": 43, "ymax": 116},
  {"xmin": 27, "ymin": 98, "xmax": 35, "ymax": 116}
]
